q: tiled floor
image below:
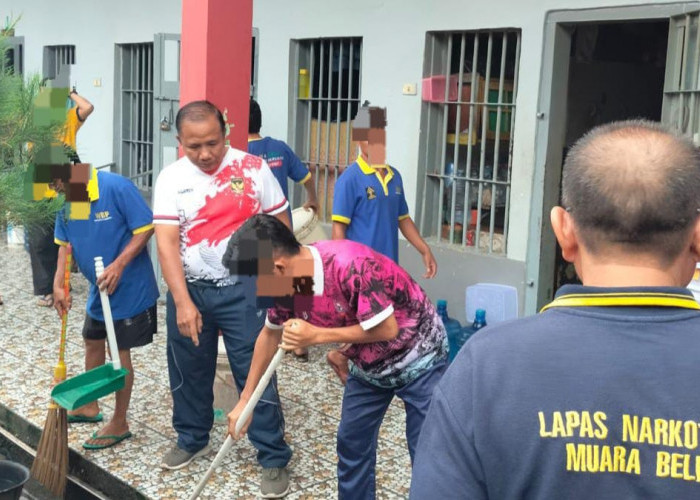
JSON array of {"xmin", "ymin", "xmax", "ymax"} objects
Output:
[{"xmin": 0, "ymin": 244, "xmax": 411, "ymax": 499}]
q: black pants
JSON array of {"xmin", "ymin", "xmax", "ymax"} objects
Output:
[{"xmin": 27, "ymin": 222, "xmax": 59, "ymax": 296}]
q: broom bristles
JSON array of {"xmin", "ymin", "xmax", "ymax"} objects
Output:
[{"xmin": 30, "ymin": 404, "xmax": 68, "ymax": 498}]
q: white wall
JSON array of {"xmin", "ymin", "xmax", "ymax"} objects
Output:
[
  {"xmin": 251, "ymin": 0, "xmax": 687, "ymax": 263},
  {"xmin": 5, "ymin": 0, "xmax": 182, "ymax": 167},
  {"xmin": 5, "ymin": 0, "xmax": 690, "ymax": 314}
]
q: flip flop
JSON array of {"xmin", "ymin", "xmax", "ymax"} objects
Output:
[
  {"xmin": 36, "ymin": 294, "xmax": 53, "ymax": 307},
  {"xmin": 68, "ymin": 412, "xmax": 104, "ymax": 423},
  {"xmin": 82, "ymin": 431, "xmax": 133, "ymax": 450}
]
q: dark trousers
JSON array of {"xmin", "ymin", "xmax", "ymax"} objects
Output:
[
  {"xmin": 27, "ymin": 222, "xmax": 58, "ymax": 296},
  {"xmin": 337, "ymin": 361, "xmax": 447, "ymax": 499},
  {"xmin": 166, "ymin": 280, "xmax": 291, "ymax": 468}
]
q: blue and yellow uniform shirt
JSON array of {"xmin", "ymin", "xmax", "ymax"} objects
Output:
[
  {"xmin": 54, "ymin": 169, "xmax": 158, "ymax": 321},
  {"xmin": 332, "ymin": 155, "xmax": 409, "ymax": 262},
  {"xmin": 248, "ymin": 136, "xmax": 311, "ymax": 224}
]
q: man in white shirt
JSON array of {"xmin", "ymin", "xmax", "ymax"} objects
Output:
[{"xmin": 153, "ymin": 100, "xmax": 292, "ymax": 498}]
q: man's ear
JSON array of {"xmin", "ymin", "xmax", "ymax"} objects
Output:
[
  {"xmin": 551, "ymin": 206, "xmax": 579, "ymax": 263},
  {"xmin": 690, "ymin": 215, "xmax": 700, "ymax": 262}
]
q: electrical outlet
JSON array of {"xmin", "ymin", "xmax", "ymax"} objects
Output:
[
  {"xmin": 402, "ymin": 83, "xmax": 417, "ymax": 95},
  {"xmin": 93, "ymin": 78, "xmax": 102, "ymax": 87}
]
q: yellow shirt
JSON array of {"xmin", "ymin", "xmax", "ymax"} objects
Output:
[{"xmin": 62, "ymin": 107, "xmax": 83, "ymax": 151}]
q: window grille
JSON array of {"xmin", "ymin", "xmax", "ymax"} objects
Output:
[
  {"xmin": 289, "ymin": 37, "xmax": 362, "ymax": 222},
  {"xmin": 43, "ymin": 45, "xmax": 75, "ymax": 81},
  {"xmin": 115, "ymin": 43, "xmax": 154, "ymax": 193},
  {"xmin": 663, "ymin": 12, "xmax": 700, "ymax": 142},
  {"xmin": 418, "ymin": 30, "xmax": 520, "ymax": 254},
  {"xmin": 3, "ymin": 37, "xmax": 23, "ymax": 75}
]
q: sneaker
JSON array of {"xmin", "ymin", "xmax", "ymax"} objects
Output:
[
  {"xmin": 260, "ymin": 467, "xmax": 290, "ymax": 498},
  {"xmin": 161, "ymin": 444, "xmax": 212, "ymax": 470}
]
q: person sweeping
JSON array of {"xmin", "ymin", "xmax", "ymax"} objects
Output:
[{"xmin": 30, "ymin": 245, "xmax": 72, "ymax": 497}]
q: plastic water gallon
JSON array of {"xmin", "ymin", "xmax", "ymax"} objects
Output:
[
  {"xmin": 466, "ymin": 283, "xmax": 518, "ymax": 324},
  {"xmin": 437, "ymin": 300, "xmax": 463, "ymax": 363},
  {"xmin": 688, "ymin": 264, "xmax": 700, "ymax": 303},
  {"xmin": 213, "ymin": 337, "xmax": 239, "ymax": 425},
  {"xmin": 292, "ymin": 207, "xmax": 328, "ymax": 244}
]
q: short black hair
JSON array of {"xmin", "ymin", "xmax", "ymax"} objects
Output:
[
  {"xmin": 176, "ymin": 100, "xmax": 226, "ymax": 136},
  {"xmin": 249, "ymin": 98, "xmax": 262, "ymax": 134},
  {"xmin": 222, "ymin": 214, "xmax": 301, "ymax": 276},
  {"xmin": 562, "ymin": 119, "xmax": 700, "ymax": 261}
]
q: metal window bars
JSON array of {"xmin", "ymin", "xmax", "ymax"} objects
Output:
[
  {"xmin": 117, "ymin": 43, "xmax": 154, "ymax": 193},
  {"xmin": 419, "ymin": 30, "xmax": 520, "ymax": 255},
  {"xmin": 663, "ymin": 12, "xmax": 700, "ymax": 143},
  {"xmin": 43, "ymin": 45, "xmax": 75, "ymax": 81},
  {"xmin": 291, "ymin": 37, "xmax": 362, "ymax": 222}
]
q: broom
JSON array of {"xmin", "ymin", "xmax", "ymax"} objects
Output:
[{"xmin": 30, "ymin": 244, "xmax": 72, "ymax": 497}]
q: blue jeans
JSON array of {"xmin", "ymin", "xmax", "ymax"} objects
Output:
[
  {"xmin": 166, "ymin": 280, "xmax": 291, "ymax": 468},
  {"xmin": 337, "ymin": 360, "xmax": 447, "ymax": 499}
]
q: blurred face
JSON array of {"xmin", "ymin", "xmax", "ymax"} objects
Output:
[
  {"xmin": 177, "ymin": 115, "xmax": 226, "ymax": 172},
  {"xmin": 358, "ymin": 127, "xmax": 387, "ymax": 166}
]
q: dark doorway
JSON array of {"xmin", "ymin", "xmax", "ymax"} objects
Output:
[{"xmin": 553, "ymin": 20, "xmax": 669, "ymax": 291}]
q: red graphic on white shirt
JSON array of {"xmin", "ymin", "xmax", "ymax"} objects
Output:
[{"xmin": 186, "ymin": 156, "xmax": 262, "ymax": 247}]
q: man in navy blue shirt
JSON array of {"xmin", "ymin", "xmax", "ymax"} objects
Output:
[{"xmin": 411, "ymin": 120, "xmax": 700, "ymax": 499}]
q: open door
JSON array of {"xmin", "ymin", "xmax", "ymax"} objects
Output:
[{"xmin": 662, "ymin": 10, "xmax": 700, "ymax": 143}]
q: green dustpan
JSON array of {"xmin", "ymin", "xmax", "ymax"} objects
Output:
[
  {"xmin": 52, "ymin": 256, "xmax": 128, "ymax": 411},
  {"xmin": 51, "ymin": 364, "xmax": 129, "ymax": 410}
]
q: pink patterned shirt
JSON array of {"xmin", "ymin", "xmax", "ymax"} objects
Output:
[{"xmin": 266, "ymin": 240, "xmax": 447, "ymax": 387}]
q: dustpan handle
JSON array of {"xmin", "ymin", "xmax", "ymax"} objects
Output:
[{"xmin": 94, "ymin": 257, "xmax": 121, "ymax": 370}]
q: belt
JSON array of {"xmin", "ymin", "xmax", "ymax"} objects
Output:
[{"xmin": 541, "ymin": 292, "xmax": 700, "ymax": 312}]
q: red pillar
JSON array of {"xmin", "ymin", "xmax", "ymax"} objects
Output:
[{"xmin": 180, "ymin": 0, "xmax": 252, "ymax": 150}]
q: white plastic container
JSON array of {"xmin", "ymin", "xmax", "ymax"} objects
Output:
[
  {"xmin": 213, "ymin": 337, "xmax": 239, "ymax": 425},
  {"xmin": 292, "ymin": 207, "xmax": 328, "ymax": 244},
  {"xmin": 688, "ymin": 265, "xmax": 700, "ymax": 303},
  {"xmin": 6, "ymin": 222, "xmax": 24, "ymax": 246},
  {"xmin": 466, "ymin": 283, "xmax": 518, "ymax": 324}
]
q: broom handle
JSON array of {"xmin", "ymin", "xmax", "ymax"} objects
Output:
[
  {"xmin": 188, "ymin": 347, "xmax": 286, "ymax": 500},
  {"xmin": 54, "ymin": 245, "xmax": 72, "ymax": 383},
  {"xmin": 94, "ymin": 256, "xmax": 121, "ymax": 370}
]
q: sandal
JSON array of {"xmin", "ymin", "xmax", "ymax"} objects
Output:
[{"xmin": 36, "ymin": 294, "xmax": 53, "ymax": 307}]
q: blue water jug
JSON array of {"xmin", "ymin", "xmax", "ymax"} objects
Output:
[
  {"xmin": 437, "ymin": 300, "xmax": 463, "ymax": 363},
  {"xmin": 459, "ymin": 309, "xmax": 487, "ymax": 351}
]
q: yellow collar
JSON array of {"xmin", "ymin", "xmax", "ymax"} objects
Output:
[
  {"xmin": 248, "ymin": 136, "xmax": 263, "ymax": 143},
  {"xmin": 357, "ymin": 155, "xmax": 394, "ymax": 195},
  {"xmin": 357, "ymin": 155, "xmax": 391, "ymax": 176},
  {"xmin": 86, "ymin": 168, "xmax": 99, "ymax": 202},
  {"xmin": 540, "ymin": 292, "xmax": 700, "ymax": 312}
]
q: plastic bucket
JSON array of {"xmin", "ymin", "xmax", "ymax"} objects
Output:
[
  {"xmin": 0, "ymin": 460, "xmax": 30, "ymax": 500},
  {"xmin": 292, "ymin": 208, "xmax": 327, "ymax": 244},
  {"xmin": 213, "ymin": 337, "xmax": 239, "ymax": 425}
]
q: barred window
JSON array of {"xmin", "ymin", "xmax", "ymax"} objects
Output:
[
  {"xmin": 418, "ymin": 30, "xmax": 520, "ymax": 254},
  {"xmin": 4, "ymin": 36, "xmax": 23, "ymax": 75},
  {"xmin": 115, "ymin": 43, "xmax": 154, "ymax": 193},
  {"xmin": 43, "ymin": 45, "xmax": 75, "ymax": 82},
  {"xmin": 289, "ymin": 37, "xmax": 362, "ymax": 221}
]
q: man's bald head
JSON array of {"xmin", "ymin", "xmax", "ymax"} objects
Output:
[{"xmin": 562, "ymin": 120, "xmax": 700, "ymax": 261}]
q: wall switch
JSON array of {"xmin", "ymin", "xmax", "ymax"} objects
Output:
[
  {"xmin": 93, "ymin": 78, "xmax": 102, "ymax": 87},
  {"xmin": 402, "ymin": 83, "xmax": 417, "ymax": 95}
]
